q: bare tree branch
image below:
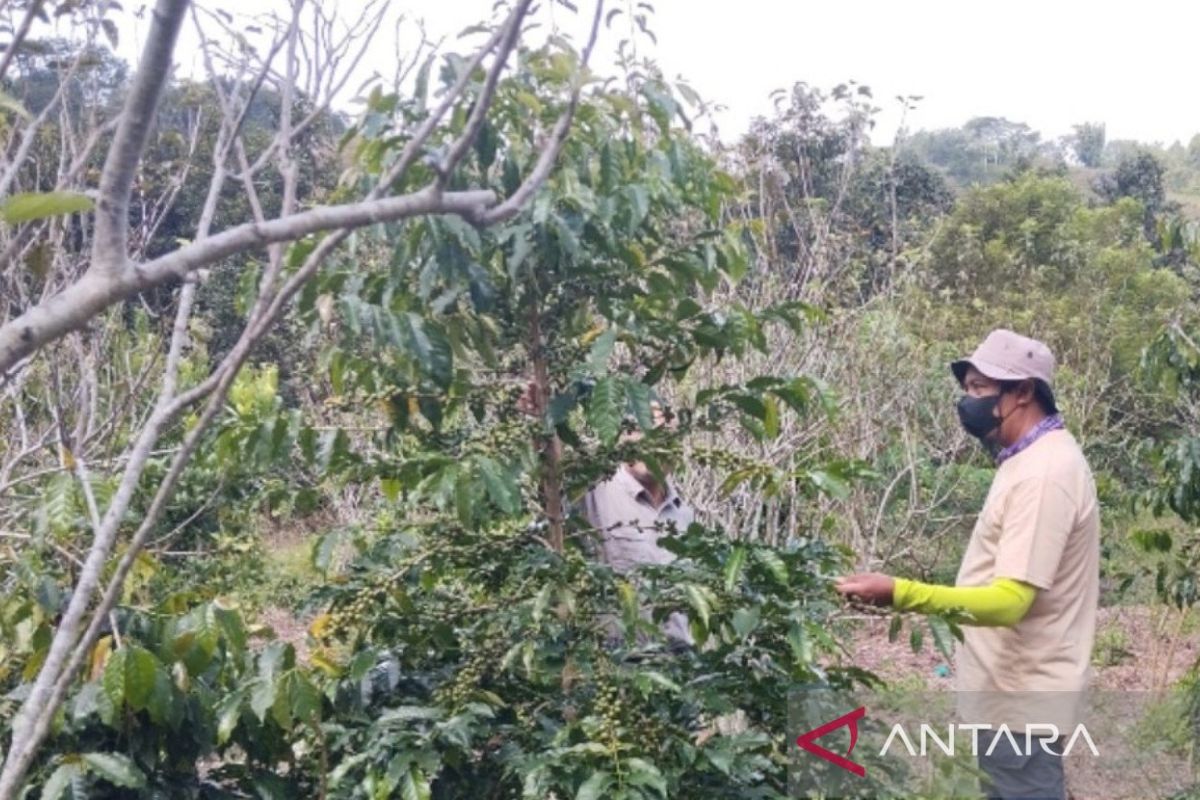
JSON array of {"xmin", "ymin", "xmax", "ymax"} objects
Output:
[
  {"xmin": 0, "ymin": 187, "xmax": 499, "ymax": 375},
  {"xmin": 0, "ymin": 0, "xmax": 44, "ymax": 83},
  {"xmin": 91, "ymin": 0, "xmax": 189, "ymax": 276},
  {"xmin": 439, "ymin": 0, "xmax": 530, "ymax": 177},
  {"xmin": 0, "ymin": 50, "xmax": 84, "ymax": 199},
  {"xmin": 480, "ymin": 0, "xmax": 605, "ymax": 225},
  {"xmin": 0, "ymin": 0, "xmax": 606, "ymax": 787}
]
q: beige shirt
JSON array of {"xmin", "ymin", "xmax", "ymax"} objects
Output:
[
  {"xmin": 582, "ymin": 465, "xmax": 695, "ymax": 645},
  {"xmin": 954, "ymin": 429, "xmax": 1100, "ymax": 729}
]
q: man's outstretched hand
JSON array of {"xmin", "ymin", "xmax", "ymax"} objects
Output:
[{"xmin": 834, "ymin": 572, "xmax": 896, "ymax": 607}]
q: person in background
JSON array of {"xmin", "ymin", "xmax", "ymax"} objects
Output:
[
  {"xmin": 519, "ymin": 384, "xmax": 695, "ymax": 650},
  {"xmin": 834, "ymin": 329, "xmax": 1100, "ymax": 800},
  {"xmin": 580, "ymin": 401, "xmax": 695, "ymax": 650}
]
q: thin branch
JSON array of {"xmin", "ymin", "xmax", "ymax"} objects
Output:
[
  {"xmin": 0, "ymin": 531, "xmax": 84, "ymax": 569},
  {"xmin": 0, "ymin": 50, "xmax": 84, "ymax": 199},
  {"xmin": 479, "ymin": 0, "xmax": 605, "ymax": 225},
  {"xmin": 91, "ymin": 0, "xmax": 189, "ymax": 276},
  {"xmin": 378, "ymin": 4, "xmax": 517, "ymax": 190},
  {"xmin": 0, "ymin": 0, "xmax": 44, "ymax": 83},
  {"xmin": 0, "ymin": 187, "xmax": 497, "ymax": 373},
  {"xmin": 439, "ymin": 0, "xmax": 530, "ymax": 178}
]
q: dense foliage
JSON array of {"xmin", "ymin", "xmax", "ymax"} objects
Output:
[{"xmin": 1, "ymin": 2, "xmax": 1199, "ymax": 798}]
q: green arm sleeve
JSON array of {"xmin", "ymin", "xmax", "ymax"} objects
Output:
[{"xmin": 892, "ymin": 577, "xmax": 1037, "ymax": 627}]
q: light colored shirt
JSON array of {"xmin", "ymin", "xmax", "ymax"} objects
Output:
[
  {"xmin": 996, "ymin": 413, "xmax": 1065, "ymax": 465},
  {"xmin": 581, "ymin": 464, "xmax": 695, "ymax": 646},
  {"xmin": 954, "ymin": 428, "xmax": 1100, "ymax": 732}
]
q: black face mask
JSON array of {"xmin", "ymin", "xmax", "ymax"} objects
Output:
[{"xmin": 956, "ymin": 394, "xmax": 1002, "ymax": 440}]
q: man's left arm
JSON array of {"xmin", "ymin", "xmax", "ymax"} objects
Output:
[
  {"xmin": 834, "ymin": 573, "xmax": 1038, "ymax": 627},
  {"xmin": 892, "ymin": 576, "xmax": 1037, "ymax": 627}
]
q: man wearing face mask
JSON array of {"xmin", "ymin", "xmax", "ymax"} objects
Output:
[{"xmin": 834, "ymin": 329, "xmax": 1100, "ymax": 800}]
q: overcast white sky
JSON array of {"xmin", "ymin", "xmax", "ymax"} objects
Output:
[{"xmin": 109, "ymin": 0, "xmax": 1200, "ymax": 147}]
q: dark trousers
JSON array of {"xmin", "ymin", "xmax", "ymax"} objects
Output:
[{"xmin": 977, "ymin": 734, "xmax": 1065, "ymax": 800}]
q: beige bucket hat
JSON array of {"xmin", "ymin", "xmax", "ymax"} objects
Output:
[{"xmin": 951, "ymin": 329, "xmax": 1058, "ymax": 410}]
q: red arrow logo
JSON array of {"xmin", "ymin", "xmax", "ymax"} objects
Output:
[{"xmin": 795, "ymin": 706, "xmax": 866, "ymax": 777}]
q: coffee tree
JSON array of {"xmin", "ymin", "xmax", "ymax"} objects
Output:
[
  {"xmin": 0, "ymin": 0, "xmax": 605, "ymax": 793},
  {"xmin": 1134, "ymin": 324, "xmax": 1200, "ymax": 606},
  {"xmin": 285, "ymin": 40, "xmax": 879, "ymax": 799},
  {"xmin": 0, "ymin": 2, "xmax": 893, "ymax": 797}
]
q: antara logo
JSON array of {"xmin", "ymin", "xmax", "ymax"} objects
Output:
[
  {"xmin": 796, "ymin": 707, "xmax": 1102, "ymax": 778},
  {"xmin": 795, "ymin": 706, "xmax": 867, "ymax": 776},
  {"xmin": 879, "ymin": 722, "xmax": 1100, "ymax": 758}
]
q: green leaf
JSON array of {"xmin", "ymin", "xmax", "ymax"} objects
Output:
[
  {"xmin": 249, "ymin": 677, "xmax": 277, "ymax": 722},
  {"xmin": 769, "ymin": 376, "xmax": 821, "ymax": 414},
  {"xmin": 728, "ymin": 393, "xmax": 767, "ymax": 420},
  {"xmin": 887, "ymin": 614, "xmax": 903, "ymax": 643},
  {"xmin": 1130, "ymin": 528, "xmax": 1173, "ymax": 553},
  {"xmin": 329, "ymin": 752, "xmax": 371, "ymax": 789},
  {"xmin": 478, "ymin": 456, "xmax": 519, "ymax": 514},
  {"xmin": 250, "ymin": 771, "xmax": 291, "ymax": 800},
  {"xmin": 724, "ymin": 546, "xmax": 748, "ymax": 591},
  {"xmin": 616, "ymin": 579, "xmax": 640, "ymax": 630},
  {"xmin": 521, "ymin": 639, "xmax": 536, "ymax": 678},
  {"xmin": 103, "ymin": 645, "xmax": 159, "ymax": 712},
  {"xmin": 683, "ymin": 584, "xmax": 716, "ymax": 627},
  {"xmin": 600, "ymin": 142, "xmax": 619, "ymax": 191},
  {"xmin": 624, "ymin": 380, "xmax": 654, "ymax": 431},
  {"xmin": 806, "ymin": 469, "xmax": 850, "ymax": 500},
  {"xmin": 413, "ymin": 53, "xmax": 435, "ymax": 111},
  {"xmin": 41, "ymin": 762, "xmax": 85, "ymax": 800},
  {"xmin": 82, "ymin": 752, "xmax": 146, "ymax": 789},
  {"xmin": 548, "ymin": 388, "xmax": 579, "ymax": 425},
  {"xmin": 170, "ymin": 604, "xmax": 219, "ymax": 674},
  {"xmin": 378, "ymin": 705, "xmax": 444, "ymax": 723},
  {"xmin": 454, "ymin": 469, "xmax": 475, "ymax": 525},
  {"xmin": 788, "ymin": 623, "xmax": 814, "ymax": 664},
  {"xmin": 0, "ymin": 90, "xmax": 31, "ymax": 120},
  {"xmin": 400, "ymin": 765, "xmax": 432, "ymax": 800},
  {"xmin": 909, "ymin": 625, "xmax": 924, "ymax": 653},
  {"xmin": 577, "ymin": 771, "xmax": 613, "ymax": 800},
  {"xmin": 626, "ymin": 184, "xmax": 650, "ymax": 233},
  {"xmin": 634, "ymin": 670, "xmax": 681, "ymax": 694},
  {"xmin": 523, "ymin": 765, "xmax": 552, "ymax": 798},
  {"xmin": 310, "ymin": 531, "xmax": 341, "ymax": 574},
  {"xmin": 474, "ymin": 119, "xmax": 497, "ymax": 170},
  {"xmin": 588, "ymin": 377, "xmax": 622, "ymax": 445},
  {"xmin": 753, "ymin": 548, "xmax": 788, "ymax": 586},
  {"xmin": 401, "ymin": 314, "xmax": 453, "ymax": 388},
  {"xmin": 587, "ymin": 329, "xmax": 617, "ymax": 375},
  {"xmin": 100, "ymin": 18, "xmax": 118, "ymax": 48},
  {"xmin": 216, "ymin": 692, "xmax": 243, "ymax": 745},
  {"xmin": 531, "ymin": 583, "xmax": 554, "ymax": 622},
  {"xmin": 731, "ymin": 607, "xmax": 760, "ymax": 639},
  {"xmin": 508, "ymin": 229, "xmax": 533, "ymax": 280},
  {"xmin": 213, "ymin": 602, "xmax": 248, "ymax": 654},
  {"xmin": 145, "ymin": 666, "xmax": 174, "ymax": 725},
  {"xmin": 71, "ymin": 682, "xmax": 103, "ymax": 723},
  {"xmin": 642, "ymin": 83, "xmax": 676, "ymax": 134},
  {"xmin": 1, "ymin": 191, "xmax": 93, "ymax": 225},
  {"xmin": 624, "ymin": 757, "xmax": 667, "ymax": 797},
  {"xmin": 928, "ymin": 616, "xmax": 956, "ymax": 661},
  {"xmin": 763, "ymin": 394, "xmax": 780, "ymax": 438},
  {"xmin": 381, "ymin": 476, "xmax": 403, "ymax": 502},
  {"xmin": 281, "ymin": 669, "xmax": 322, "ymax": 726}
]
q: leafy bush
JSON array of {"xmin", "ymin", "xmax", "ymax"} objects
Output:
[{"xmin": 306, "ymin": 517, "xmax": 865, "ymax": 799}]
